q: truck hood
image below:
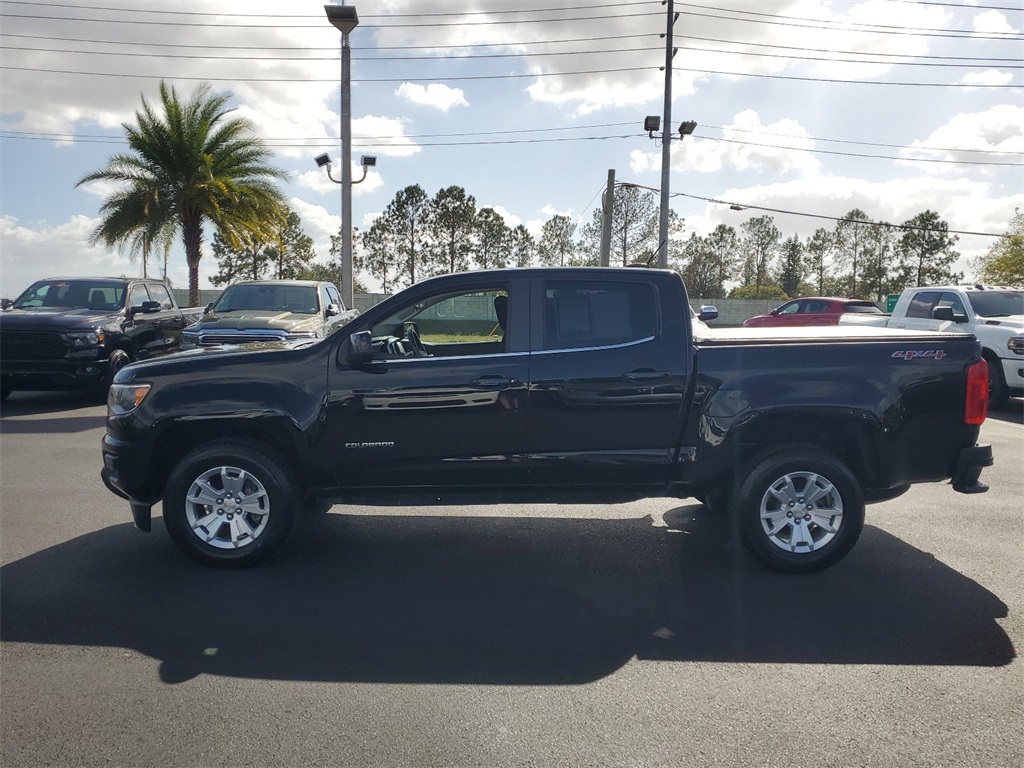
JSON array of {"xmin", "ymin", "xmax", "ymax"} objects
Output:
[
  {"xmin": 118, "ymin": 337, "xmax": 316, "ymax": 378},
  {"xmin": 0, "ymin": 307, "xmax": 121, "ymax": 329},
  {"xmin": 978, "ymin": 314, "xmax": 1024, "ymax": 330},
  {"xmin": 191, "ymin": 310, "xmax": 322, "ymax": 334}
]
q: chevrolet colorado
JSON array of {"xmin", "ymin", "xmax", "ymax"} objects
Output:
[{"xmin": 100, "ymin": 268, "xmax": 992, "ymax": 572}]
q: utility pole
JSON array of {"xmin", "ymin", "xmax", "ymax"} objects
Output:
[
  {"xmin": 657, "ymin": 0, "xmax": 678, "ymax": 269},
  {"xmin": 600, "ymin": 168, "xmax": 615, "ymax": 267}
]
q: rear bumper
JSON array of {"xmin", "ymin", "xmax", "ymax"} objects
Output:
[{"xmin": 951, "ymin": 443, "xmax": 993, "ymax": 494}]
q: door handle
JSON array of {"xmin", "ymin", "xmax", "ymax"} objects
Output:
[
  {"xmin": 623, "ymin": 370, "xmax": 670, "ymax": 381},
  {"xmin": 470, "ymin": 376, "xmax": 517, "ymax": 388}
]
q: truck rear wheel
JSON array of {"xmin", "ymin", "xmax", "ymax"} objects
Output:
[
  {"xmin": 163, "ymin": 440, "xmax": 300, "ymax": 567},
  {"xmin": 734, "ymin": 449, "xmax": 864, "ymax": 573}
]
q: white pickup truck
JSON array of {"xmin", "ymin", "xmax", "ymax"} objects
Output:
[{"xmin": 839, "ymin": 285, "xmax": 1023, "ymax": 407}]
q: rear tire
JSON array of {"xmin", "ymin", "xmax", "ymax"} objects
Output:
[
  {"xmin": 163, "ymin": 440, "xmax": 300, "ymax": 567},
  {"xmin": 734, "ymin": 448, "xmax": 864, "ymax": 573},
  {"xmin": 0, "ymin": 384, "xmax": 11, "ymax": 402}
]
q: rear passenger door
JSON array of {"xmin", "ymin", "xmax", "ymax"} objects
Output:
[{"xmin": 526, "ymin": 273, "xmax": 693, "ymax": 489}]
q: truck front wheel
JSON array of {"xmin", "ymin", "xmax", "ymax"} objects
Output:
[
  {"xmin": 986, "ymin": 357, "xmax": 1009, "ymax": 410},
  {"xmin": 734, "ymin": 449, "xmax": 864, "ymax": 573},
  {"xmin": 163, "ymin": 441, "xmax": 300, "ymax": 567}
]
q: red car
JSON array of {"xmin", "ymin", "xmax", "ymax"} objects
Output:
[{"xmin": 743, "ymin": 297, "xmax": 883, "ymax": 327}]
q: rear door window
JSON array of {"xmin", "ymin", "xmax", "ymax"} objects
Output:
[
  {"xmin": 906, "ymin": 291, "xmax": 940, "ymax": 319},
  {"xmin": 541, "ymin": 280, "xmax": 657, "ymax": 351}
]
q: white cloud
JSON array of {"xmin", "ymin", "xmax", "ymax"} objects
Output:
[
  {"xmin": 395, "ymin": 83, "xmax": 469, "ymax": 111},
  {"xmin": 631, "ymin": 110, "xmax": 820, "ymax": 178},
  {"xmin": 957, "ymin": 70, "xmax": 1014, "ymax": 88},
  {"xmin": 1, "ymin": 214, "xmax": 151, "ymax": 295},
  {"xmin": 899, "ymin": 104, "xmax": 1024, "ymax": 169},
  {"xmin": 479, "ymin": 204, "xmax": 522, "ymax": 227},
  {"xmin": 972, "ymin": 10, "xmax": 1018, "ymax": 34},
  {"xmin": 540, "ymin": 204, "xmax": 573, "ymax": 218}
]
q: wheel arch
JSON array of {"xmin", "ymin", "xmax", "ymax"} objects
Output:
[
  {"xmin": 152, "ymin": 416, "xmax": 309, "ymax": 498},
  {"xmin": 708, "ymin": 408, "xmax": 881, "ymax": 492}
]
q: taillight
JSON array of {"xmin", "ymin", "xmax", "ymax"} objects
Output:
[{"xmin": 965, "ymin": 359, "xmax": 988, "ymax": 425}]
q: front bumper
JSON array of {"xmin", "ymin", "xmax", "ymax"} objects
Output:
[
  {"xmin": 101, "ymin": 431, "xmax": 161, "ymax": 532},
  {"xmin": 1, "ymin": 359, "xmax": 107, "ymax": 390},
  {"xmin": 951, "ymin": 443, "xmax": 993, "ymax": 494}
]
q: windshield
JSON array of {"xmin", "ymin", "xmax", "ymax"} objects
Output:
[
  {"xmin": 13, "ymin": 279, "xmax": 126, "ymax": 311},
  {"xmin": 966, "ymin": 290, "xmax": 1023, "ymax": 318},
  {"xmin": 213, "ymin": 284, "xmax": 319, "ymax": 315}
]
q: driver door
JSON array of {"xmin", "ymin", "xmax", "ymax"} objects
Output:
[{"xmin": 325, "ymin": 275, "xmax": 530, "ymax": 490}]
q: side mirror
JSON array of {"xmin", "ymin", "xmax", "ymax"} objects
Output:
[
  {"xmin": 204, "ymin": 302, "xmax": 214, "ymax": 314},
  {"xmin": 932, "ymin": 306, "xmax": 955, "ymax": 322},
  {"xmin": 325, "ymin": 303, "xmax": 341, "ymax": 318},
  {"xmin": 0, "ymin": 298, "xmax": 12, "ymax": 310},
  {"xmin": 346, "ymin": 330, "xmax": 373, "ymax": 366},
  {"xmin": 129, "ymin": 300, "xmax": 161, "ymax": 316},
  {"xmin": 698, "ymin": 305, "xmax": 719, "ymax": 322}
]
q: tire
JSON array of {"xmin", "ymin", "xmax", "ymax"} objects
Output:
[
  {"xmin": 0, "ymin": 384, "xmax": 11, "ymax": 402},
  {"xmin": 734, "ymin": 448, "xmax": 864, "ymax": 573},
  {"xmin": 163, "ymin": 440, "xmax": 301, "ymax": 567},
  {"xmin": 986, "ymin": 357, "xmax": 1009, "ymax": 410},
  {"xmin": 94, "ymin": 349, "xmax": 132, "ymax": 402}
]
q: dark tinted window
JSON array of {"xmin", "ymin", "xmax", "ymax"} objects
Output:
[
  {"xmin": 906, "ymin": 291, "xmax": 939, "ymax": 319},
  {"xmin": 542, "ymin": 281, "xmax": 657, "ymax": 351}
]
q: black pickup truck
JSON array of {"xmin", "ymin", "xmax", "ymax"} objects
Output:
[
  {"xmin": 100, "ymin": 267, "xmax": 992, "ymax": 572},
  {"xmin": 0, "ymin": 277, "xmax": 201, "ymax": 400}
]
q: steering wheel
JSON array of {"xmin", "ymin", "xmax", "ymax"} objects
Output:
[{"xmin": 403, "ymin": 323, "xmax": 429, "ymax": 357}]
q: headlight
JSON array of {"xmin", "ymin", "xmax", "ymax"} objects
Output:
[
  {"xmin": 1009, "ymin": 336, "xmax": 1024, "ymax": 355},
  {"xmin": 108, "ymin": 383, "xmax": 151, "ymax": 415},
  {"xmin": 182, "ymin": 331, "xmax": 199, "ymax": 344},
  {"xmin": 68, "ymin": 330, "xmax": 105, "ymax": 348}
]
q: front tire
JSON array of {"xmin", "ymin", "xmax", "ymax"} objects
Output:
[
  {"xmin": 163, "ymin": 441, "xmax": 300, "ymax": 567},
  {"xmin": 734, "ymin": 449, "xmax": 864, "ymax": 573},
  {"xmin": 986, "ymin": 357, "xmax": 1009, "ymax": 410}
]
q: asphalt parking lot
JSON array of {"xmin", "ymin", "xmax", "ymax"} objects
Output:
[{"xmin": 1, "ymin": 392, "xmax": 1021, "ymax": 768}]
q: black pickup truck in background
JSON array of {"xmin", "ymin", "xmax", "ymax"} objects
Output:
[
  {"xmin": 0, "ymin": 276, "xmax": 202, "ymax": 400},
  {"xmin": 100, "ymin": 267, "xmax": 993, "ymax": 572}
]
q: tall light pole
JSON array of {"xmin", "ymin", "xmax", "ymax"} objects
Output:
[
  {"xmin": 325, "ymin": 4, "xmax": 358, "ymax": 309},
  {"xmin": 657, "ymin": 0, "xmax": 678, "ymax": 269}
]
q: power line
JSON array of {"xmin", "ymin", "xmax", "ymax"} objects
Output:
[
  {"xmin": 4, "ymin": 60, "xmax": 1017, "ymax": 88},
  {"xmin": 2, "ymin": 1, "xmax": 658, "ymax": 18},
  {"xmin": 4, "ymin": 127, "xmax": 1018, "ymax": 168},
  {"xmin": 5, "ymin": 41, "xmax": 1019, "ymax": 71},
  {"xmin": 3, "ymin": 30, "xmax": 1017, "ymax": 66},
  {"xmin": 670, "ymin": 191, "xmax": 1007, "ymax": 239},
  {"xmin": 675, "ymin": 66, "xmax": 1022, "ymax": 88},
  {"xmin": 0, "ymin": 64, "xmax": 657, "ymax": 82},
  {"xmin": 2, "ymin": 6, "xmax": 1020, "ymax": 39}
]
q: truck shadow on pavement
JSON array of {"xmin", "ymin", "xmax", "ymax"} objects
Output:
[{"xmin": 0, "ymin": 505, "xmax": 1014, "ymax": 685}]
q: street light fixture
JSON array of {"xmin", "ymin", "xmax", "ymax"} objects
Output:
[
  {"xmin": 324, "ymin": 3, "xmax": 358, "ymax": 309},
  {"xmin": 314, "ymin": 152, "xmax": 376, "ymax": 185}
]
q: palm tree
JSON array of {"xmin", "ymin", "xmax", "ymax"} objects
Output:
[{"xmin": 78, "ymin": 80, "xmax": 289, "ymax": 306}]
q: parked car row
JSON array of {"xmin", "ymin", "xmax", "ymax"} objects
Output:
[{"xmin": 0, "ymin": 277, "xmax": 357, "ymax": 401}]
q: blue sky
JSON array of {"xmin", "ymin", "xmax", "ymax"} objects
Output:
[{"xmin": 1, "ymin": 0, "xmax": 1021, "ymax": 298}]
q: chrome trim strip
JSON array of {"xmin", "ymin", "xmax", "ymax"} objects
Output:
[
  {"xmin": 532, "ymin": 336, "xmax": 656, "ymax": 355},
  {"xmin": 365, "ymin": 351, "xmax": 530, "ymax": 365}
]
